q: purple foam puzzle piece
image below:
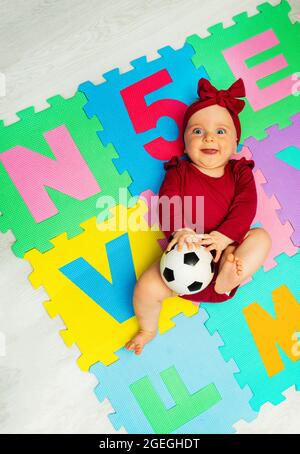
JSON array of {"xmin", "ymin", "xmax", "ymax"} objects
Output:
[
  {"xmin": 236, "ymin": 146, "xmax": 297, "ymax": 272},
  {"xmin": 244, "ymin": 113, "xmax": 300, "ymax": 246}
]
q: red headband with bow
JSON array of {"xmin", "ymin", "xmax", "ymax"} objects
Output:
[{"xmin": 182, "ymin": 78, "xmax": 246, "ymax": 143}]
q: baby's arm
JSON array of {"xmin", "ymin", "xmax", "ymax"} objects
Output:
[{"xmin": 215, "ymin": 164, "xmax": 257, "ymax": 245}]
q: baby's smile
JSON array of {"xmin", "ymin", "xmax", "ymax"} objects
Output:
[{"xmin": 200, "ymin": 148, "xmax": 219, "ymax": 155}]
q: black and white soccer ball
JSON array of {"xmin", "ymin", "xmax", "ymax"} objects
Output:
[{"xmin": 160, "ymin": 242, "xmax": 215, "ymax": 295}]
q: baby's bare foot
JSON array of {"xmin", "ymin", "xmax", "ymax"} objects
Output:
[
  {"xmin": 125, "ymin": 329, "xmax": 157, "ymax": 355},
  {"xmin": 214, "ymin": 253, "xmax": 243, "ymax": 294}
]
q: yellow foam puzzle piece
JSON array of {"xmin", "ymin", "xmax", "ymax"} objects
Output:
[{"xmin": 25, "ymin": 200, "xmax": 198, "ymax": 371}]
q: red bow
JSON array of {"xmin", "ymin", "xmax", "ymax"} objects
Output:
[{"xmin": 197, "ymin": 78, "xmax": 246, "ymax": 115}]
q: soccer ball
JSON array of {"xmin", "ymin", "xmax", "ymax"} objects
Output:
[{"xmin": 160, "ymin": 242, "xmax": 215, "ymax": 295}]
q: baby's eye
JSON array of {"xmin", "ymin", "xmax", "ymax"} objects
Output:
[
  {"xmin": 193, "ymin": 128, "xmax": 204, "ymax": 135},
  {"xmin": 216, "ymin": 128, "xmax": 226, "ymax": 135}
]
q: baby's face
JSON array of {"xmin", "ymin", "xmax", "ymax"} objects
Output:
[{"xmin": 183, "ymin": 104, "xmax": 238, "ymax": 169}]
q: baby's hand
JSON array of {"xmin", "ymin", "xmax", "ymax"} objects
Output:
[
  {"xmin": 166, "ymin": 230, "xmax": 210, "ymax": 253},
  {"xmin": 200, "ymin": 230, "xmax": 232, "ymax": 262}
]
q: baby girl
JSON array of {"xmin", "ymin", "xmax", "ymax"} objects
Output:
[{"xmin": 125, "ymin": 77, "xmax": 272, "ymax": 355}]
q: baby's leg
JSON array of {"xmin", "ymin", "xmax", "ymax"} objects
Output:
[
  {"xmin": 214, "ymin": 227, "xmax": 272, "ymax": 294},
  {"xmin": 125, "ymin": 258, "xmax": 176, "ymax": 355}
]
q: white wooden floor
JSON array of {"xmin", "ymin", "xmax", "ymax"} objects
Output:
[{"xmin": 0, "ymin": 0, "xmax": 299, "ymax": 434}]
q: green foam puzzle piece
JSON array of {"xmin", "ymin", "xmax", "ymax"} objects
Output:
[
  {"xmin": 0, "ymin": 93, "xmax": 134, "ymax": 257},
  {"xmin": 187, "ymin": 0, "xmax": 300, "ymax": 142}
]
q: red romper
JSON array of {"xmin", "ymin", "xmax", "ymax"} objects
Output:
[{"xmin": 158, "ymin": 155, "xmax": 257, "ymax": 303}]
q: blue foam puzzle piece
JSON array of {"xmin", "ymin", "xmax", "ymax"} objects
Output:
[
  {"xmin": 90, "ymin": 310, "xmax": 257, "ymax": 434},
  {"xmin": 203, "ymin": 250, "xmax": 300, "ymax": 412},
  {"xmin": 79, "ymin": 44, "xmax": 209, "ymax": 196}
]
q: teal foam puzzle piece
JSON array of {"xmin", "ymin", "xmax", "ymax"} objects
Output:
[
  {"xmin": 90, "ymin": 310, "xmax": 256, "ymax": 434},
  {"xmin": 204, "ymin": 250, "xmax": 300, "ymax": 412}
]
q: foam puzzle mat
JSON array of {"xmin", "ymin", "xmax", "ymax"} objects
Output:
[{"xmin": 0, "ymin": 0, "xmax": 300, "ymax": 433}]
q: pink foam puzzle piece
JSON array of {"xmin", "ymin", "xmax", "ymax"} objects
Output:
[
  {"xmin": 234, "ymin": 146, "xmax": 298, "ymax": 271},
  {"xmin": 139, "ymin": 189, "xmax": 160, "ymax": 227},
  {"xmin": 138, "ymin": 189, "xmax": 169, "ymax": 252}
]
